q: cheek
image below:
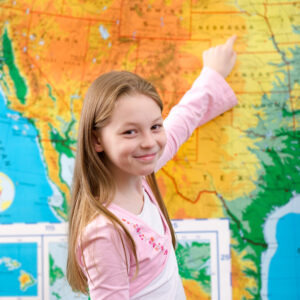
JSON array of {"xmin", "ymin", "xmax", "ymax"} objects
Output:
[{"xmin": 118, "ymin": 141, "xmax": 137, "ymax": 155}]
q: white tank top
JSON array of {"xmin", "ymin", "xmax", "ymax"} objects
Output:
[{"xmin": 131, "ymin": 190, "xmax": 186, "ymax": 300}]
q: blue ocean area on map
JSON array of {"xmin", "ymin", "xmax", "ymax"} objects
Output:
[
  {"xmin": 268, "ymin": 213, "xmax": 300, "ymax": 299},
  {"xmin": 0, "ymin": 90, "xmax": 59, "ymax": 223},
  {"xmin": 0, "ymin": 242, "xmax": 37, "ymax": 296}
]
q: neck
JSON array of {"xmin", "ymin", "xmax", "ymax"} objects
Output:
[
  {"xmin": 110, "ymin": 171, "xmax": 145, "ymax": 214},
  {"xmin": 115, "ymin": 174, "xmax": 143, "ymax": 195}
]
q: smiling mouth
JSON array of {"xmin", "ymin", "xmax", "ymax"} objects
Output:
[{"xmin": 134, "ymin": 153, "xmax": 157, "ymax": 161}]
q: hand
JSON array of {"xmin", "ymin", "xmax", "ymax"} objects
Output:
[{"xmin": 203, "ymin": 35, "xmax": 237, "ymax": 78}]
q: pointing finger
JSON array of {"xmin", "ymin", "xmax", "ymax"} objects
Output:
[{"xmin": 225, "ymin": 35, "xmax": 237, "ymax": 49}]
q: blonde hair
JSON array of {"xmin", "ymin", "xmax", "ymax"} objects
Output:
[{"xmin": 67, "ymin": 71, "xmax": 176, "ymax": 294}]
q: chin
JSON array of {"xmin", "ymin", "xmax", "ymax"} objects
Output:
[{"xmin": 138, "ymin": 168, "xmax": 155, "ymax": 176}]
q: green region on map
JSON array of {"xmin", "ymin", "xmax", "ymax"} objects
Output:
[{"xmin": 176, "ymin": 241, "xmax": 211, "ymax": 295}]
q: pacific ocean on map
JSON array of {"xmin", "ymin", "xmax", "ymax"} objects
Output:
[
  {"xmin": 0, "ymin": 242, "xmax": 37, "ymax": 296},
  {"xmin": 0, "ymin": 89, "xmax": 59, "ymax": 223}
]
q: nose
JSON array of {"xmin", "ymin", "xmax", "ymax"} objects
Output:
[{"xmin": 140, "ymin": 131, "xmax": 156, "ymax": 148}]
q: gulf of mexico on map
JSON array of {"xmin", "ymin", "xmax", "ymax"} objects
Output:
[{"xmin": 0, "ymin": 0, "xmax": 299, "ymax": 299}]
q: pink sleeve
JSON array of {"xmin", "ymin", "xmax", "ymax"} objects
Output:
[
  {"xmin": 155, "ymin": 67, "xmax": 238, "ymax": 171},
  {"xmin": 78, "ymin": 220, "xmax": 131, "ymax": 300}
]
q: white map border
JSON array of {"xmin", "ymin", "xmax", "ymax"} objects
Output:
[{"xmin": 172, "ymin": 218, "xmax": 232, "ymax": 300}]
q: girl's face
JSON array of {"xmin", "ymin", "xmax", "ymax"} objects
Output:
[{"xmin": 94, "ymin": 93, "xmax": 166, "ymax": 180}]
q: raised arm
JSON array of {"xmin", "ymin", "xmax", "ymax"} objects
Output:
[{"xmin": 155, "ymin": 36, "xmax": 238, "ymax": 171}]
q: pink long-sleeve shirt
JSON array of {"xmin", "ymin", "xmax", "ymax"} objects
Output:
[{"xmin": 77, "ymin": 67, "xmax": 238, "ymax": 299}]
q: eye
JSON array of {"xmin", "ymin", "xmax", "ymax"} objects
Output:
[
  {"xmin": 151, "ymin": 124, "xmax": 163, "ymax": 131},
  {"xmin": 123, "ymin": 129, "xmax": 137, "ymax": 135}
]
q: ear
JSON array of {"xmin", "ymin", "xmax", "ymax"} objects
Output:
[{"xmin": 92, "ymin": 130, "xmax": 104, "ymax": 152}]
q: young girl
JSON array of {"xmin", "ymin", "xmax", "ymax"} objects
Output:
[{"xmin": 67, "ymin": 36, "xmax": 237, "ymax": 299}]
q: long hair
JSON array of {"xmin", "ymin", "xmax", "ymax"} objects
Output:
[{"xmin": 66, "ymin": 71, "xmax": 176, "ymax": 294}]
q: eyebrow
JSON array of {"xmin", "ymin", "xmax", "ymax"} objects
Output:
[{"xmin": 121, "ymin": 116, "xmax": 163, "ymax": 127}]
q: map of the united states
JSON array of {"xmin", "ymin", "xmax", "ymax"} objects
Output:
[{"xmin": 0, "ymin": 0, "xmax": 299, "ymax": 299}]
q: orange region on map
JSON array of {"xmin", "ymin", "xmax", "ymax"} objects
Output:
[
  {"xmin": 119, "ymin": 0, "xmax": 190, "ymax": 40},
  {"xmin": 182, "ymin": 279, "xmax": 210, "ymax": 300},
  {"xmin": 231, "ymin": 249, "xmax": 257, "ymax": 299},
  {"xmin": 18, "ymin": 270, "xmax": 35, "ymax": 291}
]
